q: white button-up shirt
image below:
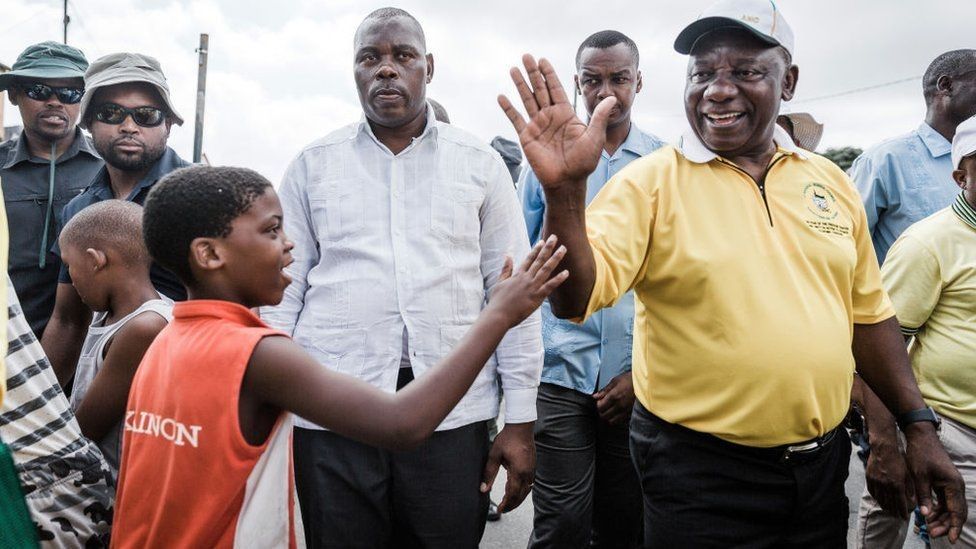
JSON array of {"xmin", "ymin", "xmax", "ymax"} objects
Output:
[{"xmin": 263, "ymin": 110, "xmax": 543, "ymax": 431}]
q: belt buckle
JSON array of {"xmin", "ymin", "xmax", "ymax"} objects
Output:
[{"xmin": 780, "ymin": 430, "xmax": 835, "ymax": 464}]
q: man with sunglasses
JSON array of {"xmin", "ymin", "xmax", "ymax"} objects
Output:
[
  {"xmin": 41, "ymin": 52, "xmax": 189, "ymax": 388},
  {"xmin": 0, "ymin": 42, "xmax": 103, "ymax": 339}
]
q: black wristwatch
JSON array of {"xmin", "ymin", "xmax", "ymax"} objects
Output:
[{"xmin": 896, "ymin": 406, "xmax": 941, "ymax": 431}]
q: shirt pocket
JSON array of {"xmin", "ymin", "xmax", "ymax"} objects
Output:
[
  {"xmin": 308, "ymin": 179, "xmax": 366, "ymax": 243},
  {"xmin": 429, "ymin": 180, "xmax": 482, "ymax": 245}
]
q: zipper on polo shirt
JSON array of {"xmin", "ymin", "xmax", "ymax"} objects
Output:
[{"xmin": 720, "ymin": 153, "xmax": 789, "ymax": 228}]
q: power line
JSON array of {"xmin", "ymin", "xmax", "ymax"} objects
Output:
[{"xmin": 794, "ymin": 76, "xmax": 921, "ymax": 104}]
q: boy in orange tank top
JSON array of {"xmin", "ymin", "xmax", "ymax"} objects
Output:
[{"xmin": 111, "ymin": 166, "xmax": 567, "ymax": 548}]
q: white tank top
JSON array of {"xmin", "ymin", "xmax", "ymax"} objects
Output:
[{"xmin": 69, "ymin": 296, "xmax": 173, "ymax": 475}]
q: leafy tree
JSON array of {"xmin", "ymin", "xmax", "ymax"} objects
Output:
[{"xmin": 821, "ymin": 147, "xmax": 863, "ymax": 172}]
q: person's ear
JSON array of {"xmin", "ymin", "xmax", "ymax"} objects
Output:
[
  {"xmin": 952, "ymin": 168, "xmax": 969, "ymax": 191},
  {"xmin": 574, "ymin": 74, "xmax": 581, "ymax": 96},
  {"xmin": 635, "ymin": 70, "xmax": 643, "ymax": 94},
  {"xmin": 7, "ymin": 87, "xmax": 20, "ymax": 106},
  {"xmin": 426, "ymin": 53, "xmax": 434, "ymax": 84},
  {"xmin": 189, "ymin": 237, "xmax": 224, "ymax": 272},
  {"xmin": 781, "ymin": 64, "xmax": 799, "ymax": 102},
  {"xmin": 85, "ymin": 248, "xmax": 108, "ymax": 272},
  {"xmin": 937, "ymin": 74, "xmax": 953, "ymax": 96}
]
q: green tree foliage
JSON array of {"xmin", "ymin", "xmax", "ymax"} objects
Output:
[{"xmin": 822, "ymin": 147, "xmax": 863, "ymax": 172}]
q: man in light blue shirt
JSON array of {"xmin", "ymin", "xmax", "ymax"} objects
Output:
[
  {"xmin": 851, "ymin": 49, "xmax": 976, "ymax": 263},
  {"xmin": 850, "ymin": 48, "xmax": 976, "ymax": 549},
  {"xmin": 520, "ymin": 30, "xmax": 663, "ymax": 549}
]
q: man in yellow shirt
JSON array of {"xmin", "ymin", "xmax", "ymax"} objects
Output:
[
  {"xmin": 497, "ymin": 0, "xmax": 966, "ymax": 545},
  {"xmin": 867, "ymin": 115, "xmax": 976, "ymax": 548}
]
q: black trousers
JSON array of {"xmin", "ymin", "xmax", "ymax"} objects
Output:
[
  {"xmin": 630, "ymin": 402, "xmax": 850, "ymax": 549},
  {"xmin": 293, "ymin": 370, "xmax": 490, "ymax": 549},
  {"xmin": 528, "ymin": 383, "xmax": 642, "ymax": 548}
]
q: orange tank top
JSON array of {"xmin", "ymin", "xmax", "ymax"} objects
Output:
[{"xmin": 112, "ymin": 300, "xmax": 299, "ymax": 548}]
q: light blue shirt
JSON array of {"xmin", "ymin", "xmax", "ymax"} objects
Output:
[
  {"xmin": 519, "ymin": 124, "xmax": 663, "ymax": 393},
  {"xmin": 850, "ymin": 123, "xmax": 958, "ymax": 262}
]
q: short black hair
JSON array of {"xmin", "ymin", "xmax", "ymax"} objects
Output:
[
  {"xmin": 60, "ymin": 200, "xmax": 149, "ymax": 268},
  {"xmin": 576, "ymin": 30, "xmax": 639, "ymax": 70},
  {"xmin": 923, "ymin": 49, "xmax": 976, "ymax": 104},
  {"xmin": 357, "ymin": 7, "xmax": 426, "ymax": 50},
  {"xmin": 143, "ymin": 166, "xmax": 272, "ymax": 286}
]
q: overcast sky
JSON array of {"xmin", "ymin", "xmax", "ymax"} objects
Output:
[{"xmin": 3, "ymin": 0, "xmax": 974, "ymax": 183}]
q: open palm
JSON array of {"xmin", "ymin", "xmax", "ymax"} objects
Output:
[{"xmin": 498, "ymin": 55, "xmax": 615, "ymax": 190}]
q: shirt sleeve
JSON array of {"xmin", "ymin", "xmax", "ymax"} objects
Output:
[
  {"xmin": 850, "ymin": 191, "xmax": 896, "ymax": 324},
  {"xmin": 580, "ymin": 163, "xmax": 656, "ymax": 322},
  {"xmin": 481, "ymin": 153, "xmax": 542, "ymax": 424},
  {"xmin": 880, "ymin": 233, "xmax": 941, "ymax": 335},
  {"xmin": 517, "ymin": 168, "xmax": 545, "ymax": 245},
  {"xmin": 848, "ymin": 152, "xmax": 887, "ymax": 244},
  {"xmin": 259, "ymin": 153, "xmax": 317, "ymax": 336}
]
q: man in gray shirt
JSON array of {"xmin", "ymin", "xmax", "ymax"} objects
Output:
[{"xmin": 0, "ymin": 42, "xmax": 103, "ymax": 338}]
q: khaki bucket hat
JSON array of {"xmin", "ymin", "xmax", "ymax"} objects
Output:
[{"xmin": 79, "ymin": 52, "xmax": 183, "ymax": 128}]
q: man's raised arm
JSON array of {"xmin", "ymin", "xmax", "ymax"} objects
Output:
[{"xmin": 498, "ymin": 54, "xmax": 614, "ymax": 319}]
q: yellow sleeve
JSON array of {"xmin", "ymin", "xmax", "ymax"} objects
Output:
[
  {"xmin": 880, "ymin": 234, "xmax": 941, "ymax": 335},
  {"xmin": 578, "ymin": 162, "xmax": 656, "ymax": 322},
  {"xmin": 850, "ymin": 193, "xmax": 895, "ymax": 324}
]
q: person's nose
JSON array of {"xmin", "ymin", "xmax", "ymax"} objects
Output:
[
  {"xmin": 376, "ymin": 61, "xmax": 398, "ymax": 80},
  {"xmin": 703, "ymin": 71, "xmax": 737, "ymax": 103},
  {"xmin": 596, "ymin": 81, "xmax": 613, "ymax": 101},
  {"xmin": 118, "ymin": 113, "xmax": 140, "ymax": 134}
]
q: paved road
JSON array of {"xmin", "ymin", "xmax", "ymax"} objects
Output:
[{"xmin": 481, "ymin": 445, "xmax": 925, "ymax": 548}]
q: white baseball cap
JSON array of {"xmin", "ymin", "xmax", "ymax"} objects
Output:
[
  {"xmin": 951, "ymin": 115, "xmax": 976, "ymax": 169},
  {"xmin": 675, "ymin": 0, "xmax": 795, "ymax": 57}
]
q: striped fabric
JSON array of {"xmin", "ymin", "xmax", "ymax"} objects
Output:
[
  {"xmin": 952, "ymin": 192, "xmax": 976, "ymax": 231},
  {"xmin": 0, "ymin": 276, "xmax": 114, "ymax": 547}
]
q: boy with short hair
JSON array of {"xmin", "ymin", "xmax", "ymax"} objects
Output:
[
  {"xmin": 58, "ymin": 200, "xmax": 171, "ymax": 477},
  {"xmin": 111, "ymin": 166, "xmax": 567, "ymax": 548}
]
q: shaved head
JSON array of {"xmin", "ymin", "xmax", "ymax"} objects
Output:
[
  {"xmin": 60, "ymin": 200, "xmax": 149, "ymax": 267},
  {"xmin": 355, "ymin": 7, "xmax": 426, "ymax": 51}
]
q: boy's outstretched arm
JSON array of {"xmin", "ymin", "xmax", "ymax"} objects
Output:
[
  {"xmin": 75, "ymin": 312, "xmax": 169, "ymax": 441},
  {"xmin": 244, "ymin": 237, "xmax": 568, "ymax": 451}
]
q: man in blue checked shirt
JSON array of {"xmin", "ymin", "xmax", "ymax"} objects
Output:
[{"xmin": 520, "ymin": 30, "xmax": 663, "ymax": 549}]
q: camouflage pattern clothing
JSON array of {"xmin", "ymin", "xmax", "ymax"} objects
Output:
[{"xmin": 0, "ymin": 276, "xmax": 113, "ymax": 548}]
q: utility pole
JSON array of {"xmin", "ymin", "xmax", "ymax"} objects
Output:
[
  {"xmin": 193, "ymin": 33, "xmax": 209, "ymax": 164},
  {"xmin": 62, "ymin": 0, "xmax": 69, "ymax": 44}
]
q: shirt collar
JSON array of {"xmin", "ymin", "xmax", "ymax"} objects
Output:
[
  {"xmin": 2, "ymin": 127, "xmax": 98, "ymax": 169},
  {"xmin": 675, "ymin": 123, "xmax": 808, "ymax": 164},
  {"xmin": 616, "ymin": 124, "xmax": 656, "ymax": 157},
  {"xmin": 951, "ymin": 192, "xmax": 976, "ymax": 232},
  {"xmin": 916, "ymin": 122, "xmax": 952, "ymax": 158},
  {"xmin": 88, "ymin": 146, "xmax": 188, "ymax": 199},
  {"xmin": 357, "ymin": 101, "xmax": 439, "ymax": 153}
]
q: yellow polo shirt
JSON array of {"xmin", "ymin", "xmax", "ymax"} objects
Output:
[
  {"xmin": 581, "ymin": 129, "xmax": 894, "ymax": 447},
  {"xmin": 881, "ymin": 195, "xmax": 976, "ymax": 431}
]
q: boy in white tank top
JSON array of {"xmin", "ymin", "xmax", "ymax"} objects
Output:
[{"xmin": 58, "ymin": 200, "xmax": 173, "ymax": 477}]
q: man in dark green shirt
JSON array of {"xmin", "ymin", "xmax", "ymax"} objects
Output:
[{"xmin": 0, "ymin": 42, "xmax": 103, "ymax": 338}]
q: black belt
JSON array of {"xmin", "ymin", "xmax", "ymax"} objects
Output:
[{"xmin": 777, "ymin": 428, "xmax": 838, "ymax": 465}]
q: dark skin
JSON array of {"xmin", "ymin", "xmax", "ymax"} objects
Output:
[
  {"xmin": 859, "ymin": 155, "xmax": 976, "ymax": 522},
  {"xmin": 352, "ymin": 15, "xmax": 537, "ymax": 512},
  {"xmin": 41, "ymin": 83, "xmax": 174, "ymax": 388},
  {"xmin": 575, "ymin": 43, "xmax": 642, "ymax": 157},
  {"xmin": 574, "ymin": 43, "xmax": 642, "ymax": 423},
  {"xmin": 925, "ymin": 61, "xmax": 976, "ymax": 142},
  {"xmin": 353, "ymin": 15, "xmax": 433, "ymax": 155},
  {"xmin": 59, "ymin": 241, "xmax": 166, "ymax": 441},
  {"xmin": 499, "ymin": 29, "xmax": 967, "ymax": 542},
  {"xmin": 7, "ymin": 77, "xmax": 83, "ymax": 159},
  {"xmin": 180, "ymin": 189, "xmax": 567, "ymax": 467}
]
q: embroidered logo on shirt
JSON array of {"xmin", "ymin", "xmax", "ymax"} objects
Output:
[
  {"xmin": 125, "ymin": 410, "xmax": 203, "ymax": 448},
  {"xmin": 803, "ymin": 183, "xmax": 851, "ymax": 236}
]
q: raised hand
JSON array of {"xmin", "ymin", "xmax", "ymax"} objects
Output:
[
  {"xmin": 498, "ymin": 54, "xmax": 616, "ymax": 192},
  {"xmin": 488, "ymin": 235, "xmax": 569, "ymax": 327}
]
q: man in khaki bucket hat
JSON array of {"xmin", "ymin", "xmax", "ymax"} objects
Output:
[{"xmin": 42, "ymin": 52, "xmax": 190, "ymax": 389}]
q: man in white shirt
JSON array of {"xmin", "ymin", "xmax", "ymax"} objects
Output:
[{"xmin": 263, "ymin": 8, "xmax": 542, "ymax": 548}]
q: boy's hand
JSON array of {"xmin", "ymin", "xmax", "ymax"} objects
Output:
[{"xmin": 488, "ymin": 235, "xmax": 568, "ymax": 326}]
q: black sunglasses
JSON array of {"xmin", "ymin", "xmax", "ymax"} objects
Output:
[
  {"xmin": 93, "ymin": 103, "xmax": 167, "ymax": 127},
  {"xmin": 20, "ymin": 82, "xmax": 84, "ymax": 104}
]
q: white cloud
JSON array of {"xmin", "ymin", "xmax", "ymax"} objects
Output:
[{"xmin": 3, "ymin": 0, "xmax": 975, "ymax": 183}]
